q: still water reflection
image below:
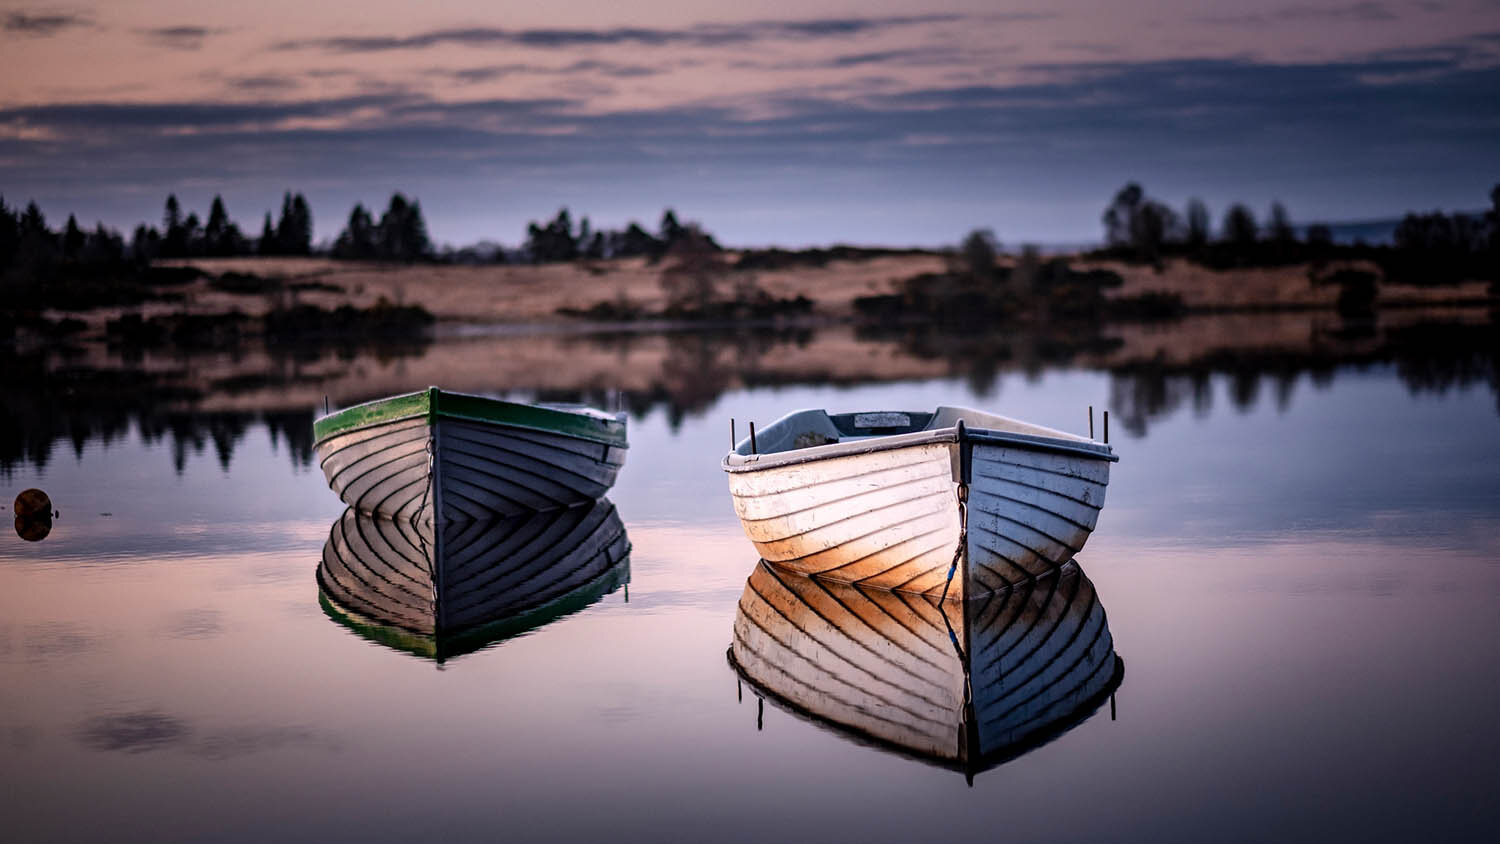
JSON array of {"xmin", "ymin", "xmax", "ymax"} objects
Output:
[
  {"xmin": 729, "ymin": 559, "xmax": 1120, "ymax": 781},
  {"xmin": 3, "ymin": 326, "xmax": 1499, "ymax": 842},
  {"xmin": 318, "ymin": 501, "xmax": 630, "ymax": 662}
]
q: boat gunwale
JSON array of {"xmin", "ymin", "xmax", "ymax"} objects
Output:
[
  {"xmin": 313, "ymin": 387, "xmax": 628, "ymax": 448},
  {"xmin": 722, "ymin": 426, "xmax": 1117, "ymax": 474}
]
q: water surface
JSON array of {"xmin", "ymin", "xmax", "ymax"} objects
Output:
[{"xmin": 3, "ymin": 331, "xmax": 1498, "ymax": 842}]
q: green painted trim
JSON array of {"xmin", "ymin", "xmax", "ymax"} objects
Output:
[
  {"xmin": 313, "ymin": 390, "xmax": 429, "ymax": 442},
  {"xmin": 313, "ymin": 387, "xmax": 628, "ymax": 447},
  {"xmin": 431, "ymin": 390, "xmax": 628, "ymax": 447},
  {"xmin": 318, "ymin": 558, "xmax": 630, "ymax": 662}
]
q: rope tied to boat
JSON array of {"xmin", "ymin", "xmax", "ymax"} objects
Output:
[
  {"xmin": 414, "ymin": 434, "xmax": 438, "ymax": 599},
  {"xmin": 939, "ymin": 481, "xmax": 969, "ymax": 606}
]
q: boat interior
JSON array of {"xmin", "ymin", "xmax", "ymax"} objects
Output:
[{"xmin": 732, "ymin": 406, "xmax": 1095, "ymax": 456}]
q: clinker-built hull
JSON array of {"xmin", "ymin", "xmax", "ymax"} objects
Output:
[
  {"xmin": 314, "ymin": 388, "xmax": 627, "ymax": 523},
  {"xmin": 724, "ymin": 407, "xmax": 1115, "ymax": 601}
]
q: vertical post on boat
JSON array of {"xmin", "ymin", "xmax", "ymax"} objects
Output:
[
  {"xmin": 730, "ymin": 418, "xmax": 736, "ymax": 450},
  {"xmin": 324, "ymin": 395, "xmax": 329, "ymax": 415},
  {"xmin": 1089, "ymin": 405, "xmax": 1094, "ymax": 439},
  {"xmin": 1104, "ymin": 411, "xmax": 1110, "ymax": 444},
  {"xmin": 1110, "ymin": 692, "xmax": 1117, "ymax": 721},
  {"xmin": 757, "ymin": 696, "xmax": 764, "ymax": 731},
  {"xmin": 737, "ymin": 679, "xmax": 742, "ymax": 702},
  {"xmin": 749, "ymin": 421, "xmax": 758, "ymax": 455}
]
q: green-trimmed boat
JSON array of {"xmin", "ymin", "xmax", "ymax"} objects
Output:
[
  {"xmin": 317, "ymin": 497, "xmax": 630, "ymax": 662},
  {"xmin": 313, "ymin": 387, "xmax": 627, "ymax": 523}
]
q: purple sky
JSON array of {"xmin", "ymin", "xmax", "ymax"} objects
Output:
[{"xmin": 2, "ymin": 1, "xmax": 1497, "ymax": 247}]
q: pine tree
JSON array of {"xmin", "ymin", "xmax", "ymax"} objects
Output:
[
  {"xmin": 333, "ymin": 203, "xmax": 376, "ymax": 259},
  {"xmin": 62, "ymin": 214, "xmax": 85, "ymax": 259},
  {"xmin": 258, "ymin": 213, "xmax": 275, "ymax": 255}
]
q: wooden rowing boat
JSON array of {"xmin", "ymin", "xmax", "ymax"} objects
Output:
[
  {"xmin": 727, "ymin": 559, "xmax": 1122, "ymax": 779},
  {"xmin": 316, "ymin": 497, "xmax": 630, "ymax": 661},
  {"xmin": 314, "ymin": 387, "xmax": 627, "ymax": 522},
  {"xmin": 723, "ymin": 406, "xmax": 1116, "ymax": 600}
]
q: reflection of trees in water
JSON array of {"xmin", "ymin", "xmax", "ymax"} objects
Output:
[
  {"xmin": 1108, "ymin": 319, "xmax": 1500, "ymax": 435},
  {"xmin": 0, "ymin": 348, "xmax": 315, "ymax": 477},
  {"xmin": 548, "ymin": 329, "xmax": 815, "ymax": 429},
  {"xmin": 7, "ymin": 315, "xmax": 1496, "ymax": 474},
  {"xmin": 855, "ymin": 323, "xmax": 1125, "ymax": 398}
]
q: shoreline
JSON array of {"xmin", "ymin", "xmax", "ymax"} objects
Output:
[{"xmin": 13, "ymin": 252, "xmax": 1493, "ymax": 345}]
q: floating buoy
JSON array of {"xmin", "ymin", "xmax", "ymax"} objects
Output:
[
  {"xmin": 14, "ymin": 488, "xmax": 51, "ymax": 519},
  {"xmin": 15, "ymin": 515, "xmax": 51, "ymax": 542}
]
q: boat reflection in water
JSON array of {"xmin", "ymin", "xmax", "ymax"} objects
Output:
[
  {"xmin": 317, "ymin": 498, "xmax": 630, "ymax": 662},
  {"xmin": 728, "ymin": 559, "xmax": 1122, "ymax": 780}
]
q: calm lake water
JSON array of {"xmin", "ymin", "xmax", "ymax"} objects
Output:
[{"xmin": 4, "ymin": 332, "xmax": 1499, "ymax": 842}]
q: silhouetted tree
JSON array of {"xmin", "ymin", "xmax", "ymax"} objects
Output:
[
  {"xmin": 61, "ymin": 215, "xmax": 85, "ymax": 259},
  {"xmin": 131, "ymin": 224, "xmax": 160, "ymax": 263},
  {"xmin": 1102, "ymin": 183, "xmax": 1143, "ymax": 247},
  {"xmin": 584, "ymin": 231, "xmax": 606, "ymax": 260},
  {"xmin": 1305, "ymin": 224, "xmax": 1333, "ymax": 250},
  {"xmin": 182, "ymin": 212, "xmax": 203, "ymax": 256},
  {"xmin": 1132, "ymin": 201, "xmax": 1178, "ymax": 265},
  {"xmin": 0, "ymin": 196, "xmax": 19, "ymax": 270},
  {"xmin": 258, "ymin": 213, "xmax": 275, "ymax": 255},
  {"xmin": 374, "ymin": 194, "xmax": 431, "ymax": 261},
  {"xmin": 332, "ymin": 203, "xmax": 377, "ymax": 259},
  {"xmin": 1102, "ymin": 183, "xmax": 1177, "ymax": 263},
  {"xmin": 84, "ymin": 223, "xmax": 124, "ymax": 264},
  {"xmin": 525, "ymin": 208, "xmax": 579, "ymax": 263},
  {"xmin": 274, "ymin": 192, "xmax": 313, "ymax": 255},
  {"xmin": 1185, "ymin": 198, "xmax": 1211, "ymax": 249},
  {"xmin": 609, "ymin": 222, "xmax": 662, "ymax": 259},
  {"xmin": 203, "ymin": 195, "xmax": 245, "ymax": 256},
  {"xmin": 1221, "ymin": 204, "xmax": 1258, "ymax": 248},
  {"xmin": 162, "ymin": 194, "xmax": 189, "ymax": 257},
  {"xmin": 659, "ymin": 209, "xmax": 685, "ymax": 247},
  {"xmin": 958, "ymin": 228, "xmax": 999, "ymax": 281}
]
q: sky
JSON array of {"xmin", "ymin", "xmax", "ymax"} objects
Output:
[{"xmin": 1, "ymin": 0, "xmax": 1497, "ymax": 247}]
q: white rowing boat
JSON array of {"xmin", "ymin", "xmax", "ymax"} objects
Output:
[
  {"xmin": 317, "ymin": 497, "xmax": 630, "ymax": 661},
  {"xmin": 723, "ymin": 406, "xmax": 1116, "ymax": 600},
  {"xmin": 728, "ymin": 559, "xmax": 1121, "ymax": 778},
  {"xmin": 314, "ymin": 387, "xmax": 627, "ymax": 523}
]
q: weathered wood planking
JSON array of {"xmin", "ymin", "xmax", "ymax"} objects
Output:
[
  {"xmin": 727, "ymin": 559, "xmax": 1123, "ymax": 777},
  {"xmin": 314, "ymin": 388, "xmax": 627, "ymax": 522},
  {"xmin": 317, "ymin": 498, "xmax": 630, "ymax": 660},
  {"xmin": 724, "ymin": 407, "xmax": 1115, "ymax": 600}
]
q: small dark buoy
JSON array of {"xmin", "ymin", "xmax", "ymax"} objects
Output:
[
  {"xmin": 15, "ymin": 515, "xmax": 51, "ymax": 542},
  {"xmin": 14, "ymin": 488, "xmax": 51, "ymax": 519}
]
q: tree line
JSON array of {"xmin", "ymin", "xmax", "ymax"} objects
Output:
[
  {"xmin": 2, "ymin": 189, "xmax": 726, "ymax": 274},
  {"xmin": 1096, "ymin": 182, "xmax": 1500, "ymax": 283},
  {"xmin": 523, "ymin": 207, "xmax": 714, "ymax": 263}
]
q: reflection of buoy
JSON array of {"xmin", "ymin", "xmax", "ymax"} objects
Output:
[
  {"xmin": 15, "ymin": 515, "xmax": 52, "ymax": 542},
  {"xmin": 14, "ymin": 489, "xmax": 51, "ymax": 519}
]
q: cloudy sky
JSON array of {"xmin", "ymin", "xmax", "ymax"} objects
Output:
[{"xmin": 2, "ymin": 1, "xmax": 1497, "ymax": 247}]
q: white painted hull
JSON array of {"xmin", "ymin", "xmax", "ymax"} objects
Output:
[
  {"xmin": 726, "ymin": 437, "xmax": 1109, "ymax": 600},
  {"xmin": 316, "ymin": 416, "xmax": 626, "ymax": 522},
  {"xmin": 317, "ymin": 498, "xmax": 630, "ymax": 658},
  {"xmin": 728, "ymin": 560, "xmax": 1121, "ymax": 775}
]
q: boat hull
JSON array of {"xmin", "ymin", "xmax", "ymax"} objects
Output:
[
  {"xmin": 726, "ymin": 435, "xmax": 1109, "ymax": 600},
  {"xmin": 317, "ymin": 498, "xmax": 630, "ymax": 659},
  {"xmin": 314, "ymin": 390, "xmax": 626, "ymax": 522},
  {"xmin": 728, "ymin": 559, "xmax": 1121, "ymax": 775}
]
